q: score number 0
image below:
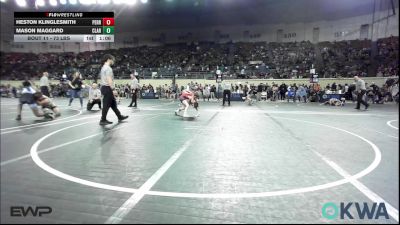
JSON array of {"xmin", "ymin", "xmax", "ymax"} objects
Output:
[
  {"xmin": 102, "ymin": 18, "xmax": 114, "ymax": 26},
  {"xmin": 102, "ymin": 18, "xmax": 114, "ymax": 34}
]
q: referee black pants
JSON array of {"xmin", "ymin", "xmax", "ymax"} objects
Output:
[
  {"xmin": 129, "ymin": 89, "xmax": 138, "ymax": 107},
  {"xmin": 101, "ymin": 86, "xmax": 122, "ymax": 121},
  {"xmin": 223, "ymin": 90, "xmax": 231, "ymax": 106},
  {"xmin": 356, "ymin": 90, "xmax": 369, "ymax": 109}
]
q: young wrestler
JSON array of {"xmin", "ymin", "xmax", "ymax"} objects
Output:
[
  {"xmin": 16, "ymin": 80, "xmax": 44, "ymax": 121},
  {"xmin": 176, "ymin": 89, "xmax": 196, "ymax": 117},
  {"xmin": 243, "ymin": 87, "xmax": 257, "ymax": 105},
  {"xmin": 321, "ymin": 97, "xmax": 345, "ymax": 106},
  {"xmin": 33, "ymin": 92, "xmax": 61, "ymax": 119},
  {"xmin": 190, "ymin": 94, "xmax": 199, "ymax": 116}
]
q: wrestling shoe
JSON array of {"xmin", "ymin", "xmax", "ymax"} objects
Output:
[{"xmin": 44, "ymin": 112, "xmax": 55, "ymax": 120}]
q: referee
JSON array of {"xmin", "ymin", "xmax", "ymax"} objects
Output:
[
  {"xmin": 354, "ymin": 76, "xmax": 369, "ymax": 110},
  {"xmin": 99, "ymin": 54, "xmax": 128, "ymax": 125},
  {"xmin": 222, "ymin": 81, "xmax": 231, "ymax": 106},
  {"xmin": 128, "ymin": 72, "xmax": 140, "ymax": 108},
  {"xmin": 40, "ymin": 71, "xmax": 50, "ymax": 97}
]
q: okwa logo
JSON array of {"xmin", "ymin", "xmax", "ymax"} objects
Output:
[{"xmin": 322, "ymin": 202, "xmax": 389, "ymax": 220}]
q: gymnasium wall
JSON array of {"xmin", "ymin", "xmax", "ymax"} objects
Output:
[{"xmin": 1, "ymin": 77, "xmax": 396, "ymax": 89}]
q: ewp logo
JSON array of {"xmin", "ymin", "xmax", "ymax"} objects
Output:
[
  {"xmin": 322, "ymin": 202, "xmax": 389, "ymax": 220},
  {"xmin": 10, "ymin": 206, "xmax": 52, "ymax": 217}
]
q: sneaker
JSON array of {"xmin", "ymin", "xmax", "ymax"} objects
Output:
[
  {"xmin": 354, "ymin": 107, "xmax": 360, "ymax": 110},
  {"xmin": 133, "ymin": 105, "xmax": 137, "ymax": 108},
  {"xmin": 99, "ymin": 120, "xmax": 113, "ymax": 125},
  {"xmin": 118, "ymin": 115, "xmax": 129, "ymax": 122},
  {"xmin": 16, "ymin": 115, "xmax": 21, "ymax": 121},
  {"xmin": 365, "ymin": 104, "xmax": 369, "ymax": 110},
  {"xmin": 128, "ymin": 105, "xmax": 133, "ymax": 107}
]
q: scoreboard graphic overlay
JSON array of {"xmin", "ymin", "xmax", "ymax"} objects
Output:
[{"xmin": 14, "ymin": 12, "xmax": 114, "ymax": 42}]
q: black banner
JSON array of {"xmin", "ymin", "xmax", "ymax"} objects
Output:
[
  {"xmin": 14, "ymin": 26, "xmax": 105, "ymax": 34},
  {"xmin": 14, "ymin": 12, "xmax": 114, "ymax": 18},
  {"xmin": 14, "ymin": 19, "xmax": 104, "ymax": 26}
]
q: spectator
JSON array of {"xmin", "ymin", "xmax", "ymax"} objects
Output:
[{"xmin": 68, "ymin": 71, "xmax": 84, "ymax": 108}]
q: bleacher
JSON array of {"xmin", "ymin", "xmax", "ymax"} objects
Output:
[{"xmin": 0, "ymin": 37, "xmax": 398, "ymax": 81}]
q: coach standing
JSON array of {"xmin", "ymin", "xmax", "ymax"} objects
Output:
[
  {"xmin": 99, "ymin": 54, "xmax": 128, "ymax": 125},
  {"xmin": 354, "ymin": 76, "xmax": 369, "ymax": 110},
  {"xmin": 40, "ymin": 71, "xmax": 50, "ymax": 97}
]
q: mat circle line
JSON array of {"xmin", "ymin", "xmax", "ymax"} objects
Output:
[{"xmin": 30, "ymin": 114, "xmax": 382, "ymax": 198}]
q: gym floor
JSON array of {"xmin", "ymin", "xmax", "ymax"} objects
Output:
[{"xmin": 1, "ymin": 97, "xmax": 398, "ymax": 224}]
